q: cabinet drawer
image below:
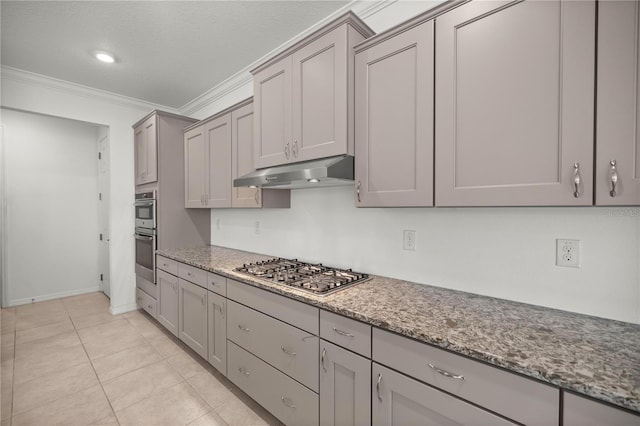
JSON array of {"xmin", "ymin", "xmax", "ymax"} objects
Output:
[
  {"xmin": 178, "ymin": 263, "xmax": 207, "ymax": 288},
  {"xmin": 228, "ymin": 300, "xmax": 319, "ymax": 392},
  {"xmin": 227, "ymin": 279, "xmax": 319, "ymax": 335},
  {"xmin": 228, "ymin": 341, "xmax": 319, "ymax": 426},
  {"xmin": 563, "ymin": 392, "xmax": 640, "ymax": 425},
  {"xmin": 136, "ymin": 275, "xmax": 157, "ymax": 299},
  {"xmin": 320, "ymin": 310, "xmax": 371, "ymax": 357},
  {"xmin": 373, "ymin": 363, "xmax": 516, "ymax": 426},
  {"xmin": 136, "ymin": 288, "xmax": 157, "ymax": 319},
  {"xmin": 156, "ymin": 255, "xmax": 178, "ymax": 276},
  {"xmin": 208, "ymin": 272, "xmax": 226, "ymax": 296},
  {"xmin": 373, "ymin": 328, "xmax": 559, "ymax": 426}
]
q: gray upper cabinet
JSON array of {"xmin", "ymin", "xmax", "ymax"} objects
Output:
[
  {"xmin": 134, "ymin": 114, "xmax": 157, "ymax": 186},
  {"xmin": 184, "ymin": 125, "xmax": 207, "ymax": 208},
  {"xmin": 596, "ymin": 0, "xmax": 640, "ymax": 205},
  {"xmin": 354, "ymin": 20, "xmax": 434, "ymax": 207},
  {"xmin": 231, "ymin": 101, "xmax": 261, "ymax": 207},
  {"xmin": 435, "ymin": 0, "xmax": 595, "ymax": 206},
  {"xmin": 252, "ymin": 12, "xmax": 374, "ymax": 169},
  {"xmin": 320, "ymin": 340, "xmax": 371, "ymax": 426},
  {"xmin": 205, "ymin": 114, "xmax": 232, "ymax": 208},
  {"xmin": 563, "ymin": 392, "xmax": 640, "ymax": 425}
]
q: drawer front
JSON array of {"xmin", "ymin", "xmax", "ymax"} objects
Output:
[
  {"xmin": 228, "ymin": 300, "xmax": 319, "ymax": 392},
  {"xmin": 320, "ymin": 310, "xmax": 371, "ymax": 357},
  {"xmin": 373, "ymin": 363, "xmax": 516, "ymax": 426},
  {"xmin": 156, "ymin": 255, "xmax": 178, "ymax": 276},
  {"xmin": 373, "ymin": 328, "xmax": 559, "ymax": 426},
  {"xmin": 227, "ymin": 279, "xmax": 319, "ymax": 335},
  {"xmin": 208, "ymin": 272, "xmax": 227, "ymax": 296},
  {"xmin": 228, "ymin": 341, "xmax": 319, "ymax": 426},
  {"xmin": 563, "ymin": 392, "xmax": 640, "ymax": 425},
  {"xmin": 178, "ymin": 263, "xmax": 207, "ymax": 288},
  {"xmin": 136, "ymin": 288, "xmax": 157, "ymax": 319},
  {"xmin": 136, "ymin": 274, "xmax": 157, "ymax": 299}
]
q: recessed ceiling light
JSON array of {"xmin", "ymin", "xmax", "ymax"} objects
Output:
[{"xmin": 95, "ymin": 52, "xmax": 115, "ymax": 63}]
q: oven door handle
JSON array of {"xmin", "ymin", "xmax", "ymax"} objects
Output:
[
  {"xmin": 134, "ymin": 233, "xmax": 154, "ymax": 241},
  {"xmin": 134, "ymin": 201, "xmax": 155, "ymax": 207}
]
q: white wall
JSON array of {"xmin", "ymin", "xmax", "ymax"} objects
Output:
[
  {"xmin": 0, "ymin": 67, "xmax": 179, "ymax": 314},
  {"xmin": 2, "ymin": 109, "xmax": 102, "ymax": 304},
  {"xmin": 197, "ymin": 1, "xmax": 640, "ymax": 324}
]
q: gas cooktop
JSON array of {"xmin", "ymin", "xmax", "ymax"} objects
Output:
[{"xmin": 234, "ymin": 258, "xmax": 370, "ymax": 296}]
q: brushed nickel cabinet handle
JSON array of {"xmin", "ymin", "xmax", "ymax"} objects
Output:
[
  {"xmin": 280, "ymin": 346, "xmax": 297, "ymax": 356},
  {"xmin": 201, "ymin": 297, "xmax": 205, "ymax": 306},
  {"xmin": 573, "ymin": 162, "xmax": 581, "ymax": 198},
  {"xmin": 428, "ymin": 363, "xmax": 465, "ymax": 380},
  {"xmin": 292, "ymin": 140, "xmax": 298, "ymax": 158},
  {"xmin": 281, "ymin": 396, "xmax": 296, "ymax": 409},
  {"xmin": 376, "ymin": 373, "xmax": 382, "ymax": 402},
  {"xmin": 610, "ymin": 159, "xmax": 618, "ymax": 197},
  {"xmin": 284, "ymin": 142, "xmax": 290, "ymax": 160},
  {"xmin": 332, "ymin": 327, "xmax": 354, "ymax": 338},
  {"xmin": 356, "ymin": 181, "xmax": 361, "ymax": 203},
  {"xmin": 321, "ymin": 347, "xmax": 327, "ymax": 372},
  {"xmin": 238, "ymin": 324, "xmax": 250, "ymax": 332},
  {"xmin": 254, "ymin": 190, "xmax": 259, "ymax": 205},
  {"xmin": 238, "ymin": 367, "xmax": 250, "ymax": 376}
]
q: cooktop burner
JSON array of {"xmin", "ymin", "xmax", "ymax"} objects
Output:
[{"xmin": 234, "ymin": 258, "xmax": 370, "ymax": 295}]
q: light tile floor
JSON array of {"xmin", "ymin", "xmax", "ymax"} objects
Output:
[{"xmin": 0, "ymin": 292, "xmax": 282, "ymax": 426}]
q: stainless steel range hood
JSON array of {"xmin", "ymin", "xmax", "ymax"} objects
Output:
[{"xmin": 233, "ymin": 155, "xmax": 354, "ymax": 189}]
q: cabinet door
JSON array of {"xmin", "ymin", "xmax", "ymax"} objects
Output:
[
  {"xmin": 372, "ymin": 363, "xmax": 515, "ymax": 426},
  {"xmin": 184, "ymin": 125, "xmax": 207, "ymax": 208},
  {"xmin": 231, "ymin": 102, "xmax": 261, "ymax": 208},
  {"xmin": 205, "ymin": 114, "xmax": 232, "ymax": 208},
  {"xmin": 320, "ymin": 340, "xmax": 370, "ymax": 426},
  {"xmin": 596, "ymin": 0, "xmax": 640, "ymax": 205},
  {"xmin": 134, "ymin": 115, "xmax": 157, "ymax": 185},
  {"xmin": 563, "ymin": 392, "xmax": 640, "ymax": 425},
  {"xmin": 435, "ymin": 0, "xmax": 595, "ymax": 206},
  {"xmin": 207, "ymin": 291, "xmax": 227, "ymax": 376},
  {"xmin": 178, "ymin": 279, "xmax": 208, "ymax": 359},
  {"xmin": 253, "ymin": 56, "xmax": 292, "ymax": 169},
  {"xmin": 157, "ymin": 270, "xmax": 179, "ymax": 337},
  {"xmin": 292, "ymin": 26, "xmax": 348, "ymax": 162},
  {"xmin": 355, "ymin": 21, "xmax": 434, "ymax": 207}
]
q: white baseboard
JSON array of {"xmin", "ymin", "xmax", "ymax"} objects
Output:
[
  {"xmin": 110, "ymin": 303, "xmax": 138, "ymax": 315},
  {"xmin": 7, "ymin": 286, "xmax": 100, "ymax": 307}
]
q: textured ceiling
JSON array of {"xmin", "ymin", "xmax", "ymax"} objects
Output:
[{"xmin": 1, "ymin": 1, "xmax": 350, "ymax": 108}]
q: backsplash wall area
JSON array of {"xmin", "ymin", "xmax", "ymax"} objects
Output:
[{"xmin": 211, "ymin": 186, "xmax": 640, "ymax": 324}]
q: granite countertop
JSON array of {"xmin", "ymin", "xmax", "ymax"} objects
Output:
[{"xmin": 157, "ymin": 245, "xmax": 640, "ymax": 414}]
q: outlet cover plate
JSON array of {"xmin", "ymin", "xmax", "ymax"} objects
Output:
[
  {"xmin": 556, "ymin": 239, "xmax": 580, "ymax": 268},
  {"xmin": 403, "ymin": 230, "xmax": 416, "ymax": 251}
]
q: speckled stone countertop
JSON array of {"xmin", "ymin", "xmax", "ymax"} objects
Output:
[{"xmin": 157, "ymin": 245, "xmax": 640, "ymax": 414}]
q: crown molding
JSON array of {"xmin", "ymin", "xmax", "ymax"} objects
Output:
[
  {"xmin": 178, "ymin": 0, "xmax": 390, "ymax": 117},
  {"xmin": 1, "ymin": 66, "xmax": 178, "ymax": 114}
]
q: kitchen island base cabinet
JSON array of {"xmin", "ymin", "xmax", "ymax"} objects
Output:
[
  {"xmin": 563, "ymin": 392, "xmax": 640, "ymax": 425},
  {"xmin": 178, "ymin": 279, "xmax": 208, "ymax": 359},
  {"xmin": 319, "ymin": 340, "xmax": 370, "ymax": 426},
  {"xmin": 157, "ymin": 269, "xmax": 179, "ymax": 337},
  {"xmin": 228, "ymin": 341, "xmax": 319, "ymax": 426},
  {"xmin": 372, "ymin": 363, "xmax": 515, "ymax": 426},
  {"xmin": 207, "ymin": 291, "xmax": 226, "ymax": 376}
]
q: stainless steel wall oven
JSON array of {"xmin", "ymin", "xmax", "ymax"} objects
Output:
[{"xmin": 134, "ymin": 191, "xmax": 156, "ymax": 283}]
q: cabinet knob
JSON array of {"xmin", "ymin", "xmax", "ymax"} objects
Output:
[
  {"xmin": 573, "ymin": 162, "xmax": 581, "ymax": 198},
  {"xmin": 609, "ymin": 159, "xmax": 618, "ymax": 197}
]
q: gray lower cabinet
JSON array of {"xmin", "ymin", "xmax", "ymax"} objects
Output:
[
  {"xmin": 354, "ymin": 17, "xmax": 434, "ymax": 207},
  {"xmin": 207, "ymin": 291, "xmax": 226, "ymax": 376},
  {"xmin": 595, "ymin": 0, "xmax": 640, "ymax": 205},
  {"xmin": 372, "ymin": 363, "xmax": 515, "ymax": 426},
  {"xmin": 563, "ymin": 392, "xmax": 640, "ymax": 425},
  {"xmin": 319, "ymin": 340, "xmax": 370, "ymax": 426},
  {"xmin": 435, "ymin": 0, "xmax": 595, "ymax": 206},
  {"xmin": 228, "ymin": 341, "xmax": 319, "ymax": 426},
  {"xmin": 178, "ymin": 278, "xmax": 208, "ymax": 358},
  {"xmin": 157, "ymin": 269, "xmax": 179, "ymax": 337}
]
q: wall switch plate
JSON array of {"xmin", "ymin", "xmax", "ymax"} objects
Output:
[
  {"xmin": 556, "ymin": 239, "xmax": 580, "ymax": 268},
  {"xmin": 403, "ymin": 230, "xmax": 416, "ymax": 251}
]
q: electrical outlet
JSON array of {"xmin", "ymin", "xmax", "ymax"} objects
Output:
[
  {"xmin": 254, "ymin": 221, "xmax": 260, "ymax": 235},
  {"xmin": 556, "ymin": 239, "xmax": 580, "ymax": 268},
  {"xmin": 403, "ymin": 230, "xmax": 416, "ymax": 251}
]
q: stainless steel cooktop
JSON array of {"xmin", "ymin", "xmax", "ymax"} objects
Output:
[{"xmin": 234, "ymin": 258, "xmax": 370, "ymax": 296}]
